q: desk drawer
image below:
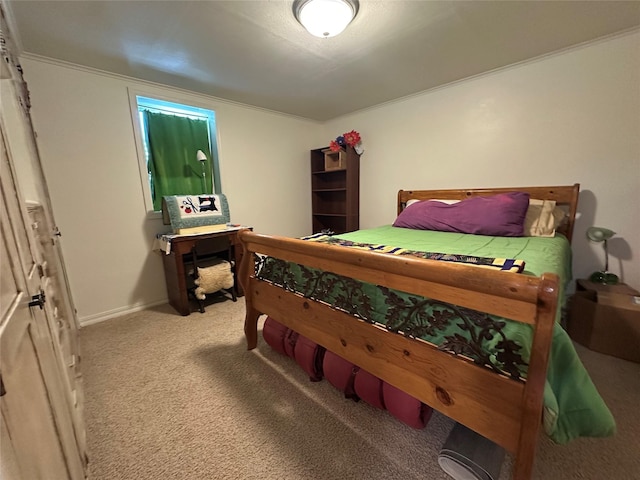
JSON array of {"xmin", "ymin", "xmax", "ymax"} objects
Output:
[{"xmin": 194, "ymin": 236, "xmax": 230, "ymax": 255}]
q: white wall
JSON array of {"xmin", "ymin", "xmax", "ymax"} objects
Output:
[
  {"xmin": 22, "ymin": 58, "xmax": 321, "ymax": 323},
  {"xmin": 325, "ymin": 31, "xmax": 640, "ymax": 290},
  {"xmin": 0, "ymin": 79, "xmax": 41, "ymax": 203},
  {"xmin": 21, "ymin": 30, "xmax": 640, "ymax": 322}
]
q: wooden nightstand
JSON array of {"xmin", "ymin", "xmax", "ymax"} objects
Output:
[
  {"xmin": 568, "ymin": 279, "xmax": 640, "ymax": 363},
  {"xmin": 575, "ymin": 278, "xmax": 640, "ymax": 296}
]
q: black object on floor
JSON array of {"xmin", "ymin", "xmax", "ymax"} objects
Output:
[{"xmin": 438, "ymin": 422, "xmax": 505, "ymax": 480}]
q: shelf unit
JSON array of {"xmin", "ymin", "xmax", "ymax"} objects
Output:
[{"xmin": 310, "ymin": 145, "xmax": 360, "ymax": 234}]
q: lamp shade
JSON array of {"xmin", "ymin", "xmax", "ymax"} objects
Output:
[
  {"xmin": 196, "ymin": 150, "xmax": 207, "ymax": 162},
  {"xmin": 293, "ymin": 0, "xmax": 358, "ymax": 38},
  {"xmin": 586, "ymin": 226, "xmax": 615, "ymax": 242}
]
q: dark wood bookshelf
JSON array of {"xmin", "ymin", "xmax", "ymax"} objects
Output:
[{"xmin": 310, "ymin": 145, "xmax": 360, "ymax": 234}]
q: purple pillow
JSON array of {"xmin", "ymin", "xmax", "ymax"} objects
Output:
[{"xmin": 393, "ymin": 192, "xmax": 530, "ymax": 236}]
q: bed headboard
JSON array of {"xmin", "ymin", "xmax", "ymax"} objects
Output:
[{"xmin": 397, "ymin": 184, "xmax": 580, "ymax": 243}]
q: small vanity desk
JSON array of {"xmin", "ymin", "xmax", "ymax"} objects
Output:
[{"xmin": 156, "ymin": 226, "xmax": 251, "ymax": 316}]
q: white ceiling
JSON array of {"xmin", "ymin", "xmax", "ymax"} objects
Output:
[{"xmin": 6, "ymin": 0, "xmax": 640, "ymax": 121}]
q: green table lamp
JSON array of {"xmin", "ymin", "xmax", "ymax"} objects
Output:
[{"xmin": 586, "ymin": 226, "xmax": 619, "ymax": 285}]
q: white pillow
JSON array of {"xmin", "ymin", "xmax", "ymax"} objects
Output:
[
  {"xmin": 406, "ymin": 198, "xmax": 460, "ymax": 207},
  {"xmin": 524, "ymin": 199, "xmax": 566, "ymax": 237}
]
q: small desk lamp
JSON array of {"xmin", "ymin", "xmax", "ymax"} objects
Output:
[
  {"xmin": 196, "ymin": 150, "xmax": 207, "ymax": 193},
  {"xmin": 586, "ymin": 226, "xmax": 619, "ymax": 285}
]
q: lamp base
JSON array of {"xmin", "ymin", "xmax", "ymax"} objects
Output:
[{"xmin": 589, "ymin": 271, "xmax": 619, "ymax": 285}]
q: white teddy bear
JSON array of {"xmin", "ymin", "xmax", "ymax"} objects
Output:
[{"xmin": 194, "ymin": 259, "xmax": 234, "ymax": 300}]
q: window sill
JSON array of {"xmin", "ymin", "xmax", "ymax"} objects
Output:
[{"xmin": 146, "ymin": 210, "xmax": 163, "ymax": 221}]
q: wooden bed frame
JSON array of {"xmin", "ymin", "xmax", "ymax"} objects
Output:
[{"xmin": 238, "ymin": 184, "xmax": 580, "ymax": 480}]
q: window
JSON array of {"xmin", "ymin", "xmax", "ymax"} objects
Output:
[{"xmin": 129, "ymin": 91, "xmax": 221, "ymax": 213}]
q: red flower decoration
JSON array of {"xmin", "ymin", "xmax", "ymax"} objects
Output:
[
  {"xmin": 329, "ymin": 140, "xmax": 341, "ymax": 152},
  {"xmin": 343, "ymin": 130, "xmax": 361, "ymax": 147}
]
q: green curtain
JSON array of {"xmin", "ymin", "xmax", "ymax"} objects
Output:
[{"xmin": 143, "ymin": 110, "xmax": 213, "ymax": 211}]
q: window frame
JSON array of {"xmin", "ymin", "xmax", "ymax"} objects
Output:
[{"xmin": 127, "ymin": 87, "xmax": 222, "ymax": 217}]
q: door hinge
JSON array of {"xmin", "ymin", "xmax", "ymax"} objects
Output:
[
  {"xmin": 28, "ymin": 290, "xmax": 46, "ymax": 310},
  {"xmin": 51, "ymin": 226, "xmax": 62, "ymax": 245},
  {"xmin": 37, "ymin": 264, "xmax": 44, "ymax": 278}
]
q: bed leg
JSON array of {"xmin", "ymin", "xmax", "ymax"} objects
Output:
[
  {"xmin": 512, "ymin": 454, "xmax": 535, "ymax": 480},
  {"xmin": 244, "ymin": 307, "xmax": 261, "ymax": 350}
]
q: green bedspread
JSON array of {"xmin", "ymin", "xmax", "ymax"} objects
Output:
[
  {"xmin": 257, "ymin": 225, "xmax": 616, "ymax": 444},
  {"xmin": 329, "ymin": 225, "xmax": 615, "ymax": 444}
]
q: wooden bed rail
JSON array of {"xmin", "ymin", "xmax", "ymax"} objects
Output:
[{"xmin": 238, "ymin": 229, "xmax": 558, "ymax": 479}]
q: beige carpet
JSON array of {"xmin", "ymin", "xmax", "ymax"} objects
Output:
[{"xmin": 80, "ymin": 301, "xmax": 640, "ymax": 480}]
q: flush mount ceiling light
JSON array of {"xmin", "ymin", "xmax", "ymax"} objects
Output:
[{"xmin": 293, "ymin": 0, "xmax": 359, "ymax": 38}]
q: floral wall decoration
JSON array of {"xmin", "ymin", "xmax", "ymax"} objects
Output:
[{"xmin": 329, "ymin": 130, "xmax": 364, "ymax": 155}]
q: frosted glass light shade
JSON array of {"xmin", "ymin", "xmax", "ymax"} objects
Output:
[
  {"xmin": 586, "ymin": 226, "xmax": 615, "ymax": 242},
  {"xmin": 196, "ymin": 150, "xmax": 207, "ymax": 162},
  {"xmin": 294, "ymin": 0, "xmax": 358, "ymax": 38}
]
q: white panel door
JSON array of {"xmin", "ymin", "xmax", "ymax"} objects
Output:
[
  {"xmin": 1, "ymin": 4, "xmax": 87, "ymax": 470},
  {"xmin": 0, "ymin": 123, "xmax": 85, "ymax": 479}
]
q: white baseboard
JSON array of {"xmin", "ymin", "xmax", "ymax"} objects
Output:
[{"xmin": 79, "ymin": 299, "xmax": 169, "ymax": 327}]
